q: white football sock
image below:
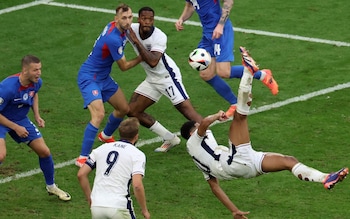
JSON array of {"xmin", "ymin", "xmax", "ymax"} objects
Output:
[
  {"xmin": 149, "ymin": 121, "xmax": 175, "ymax": 140},
  {"xmin": 237, "ymin": 68, "xmax": 253, "ymax": 115},
  {"xmin": 291, "ymin": 163, "xmax": 328, "ymax": 182}
]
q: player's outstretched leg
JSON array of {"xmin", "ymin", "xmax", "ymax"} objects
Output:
[
  {"xmin": 239, "ymin": 46, "xmax": 259, "ymax": 74},
  {"xmin": 323, "ymin": 167, "xmax": 349, "ymax": 190}
]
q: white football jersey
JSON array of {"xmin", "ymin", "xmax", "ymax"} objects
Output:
[
  {"xmin": 187, "ymin": 129, "xmax": 241, "ymax": 180},
  {"xmin": 129, "ymin": 23, "xmax": 182, "ymax": 82},
  {"xmin": 87, "ymin": 141, "xmax": 146, "ymax": 208}
]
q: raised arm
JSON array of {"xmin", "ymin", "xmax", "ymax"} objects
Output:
[{"xmin": 197, "ymin": 110, "xmax": 228, "ymax": 137}]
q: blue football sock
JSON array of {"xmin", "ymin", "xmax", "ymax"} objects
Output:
[
  {"xmin": 39, "ymin": 155, "xmax": 54, "ymax": 185},
  {"xmin": 80, "ymin": 122, "xmax": 98, "ymax": 156},
  {"xmin": 230, "ymin": 65, "xmax": 262, "ymax": 80},
  {"xmin": 103, "ymin": 114, "xmax": 123, "ymax": 136},
  {"xmin": 230, "ymin": 65, "xmax": 244, "ymax": 78},
  {"xmin": 206, "ymin": 75, "xmax": 237, "ymax": 105}
]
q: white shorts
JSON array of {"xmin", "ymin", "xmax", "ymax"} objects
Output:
[
  {"xmin": 220, "ymin": 142, "xmax": 266, "ymax": 179},
  {"xmin": 135, "ymin": 76, "xmax": 189, "ymax": 105},
  {"xmin": 91, "ymin": 207, "xmax": 134, "ymax": 219}
]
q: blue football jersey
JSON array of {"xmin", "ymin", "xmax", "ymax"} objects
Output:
[
  {"xmin": 79, "ymin": 21, "xmax": 127, "ymax": 81},
  {"xmin": 186, "ymin": 0, "xmax": 222, "ymax": 31},
  {"xmin": 0, "ymin": 73, "xmax": 42, "ymax": 121}
]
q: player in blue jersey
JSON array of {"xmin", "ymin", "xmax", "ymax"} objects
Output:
[
  {"xmin": 76, "ymin": 4, "xmax": 142, "ymax": 167},
  {"xmin": 126, "ymin": 6, "xmax": 203, "ymax": 152},
  {"xmin": 175, "ymin": 0, "xmax": 279, "ymax": 117},
  {"xmin": 0, "ymin": 55, "xmax": 71, "ymax": 201},
  {"xmin": 180, "ymin": 48, "xmax": 348, "ymax": 218}
]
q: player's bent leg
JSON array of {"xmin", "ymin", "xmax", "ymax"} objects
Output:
[
  {"xmin": 108, "ymin": 88, "xmax": 130, "ymax": 117},
  {"xmin": 215, "ymin": 61, "xmax": 232, "ymax": 79},
  {"xmin": 29, "ymin": 138, "xmax": 51, "ymax": 158},
  {"xmin": 88, "ymin": 99, "xmax": 106, "ymax": 127}
]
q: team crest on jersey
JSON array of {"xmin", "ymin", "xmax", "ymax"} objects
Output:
[
  {"xmin": 0, "ymin": 97, "xmax": 3, "ymax": 105},
  {"xmin": 29, "ymin": 91, "xmax": 35, "ymax": 97},
  {"xmin": 92, "ymin": 90, "xmax": 99, "ymax": 96},
  {"xmin": 23, "ymin": 93, "xmax": 28, "ymax": 101},
  {"xmin": 118, "ymin": 46, "xmax": 123, "ymax": 55}
]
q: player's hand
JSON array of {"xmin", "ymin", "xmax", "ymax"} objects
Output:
[
  {"xmin": 233, "ymin": 210, "xmax": 250, "ymax": 219},
  {"xmin": 175, "ymin": 19, "xmax": 184, "ymax": 31},
  {"xmin": 126, "ymin": 28, "xmax": 138, "ymax": 45},
  {"xmin": 217, "ymin": 110, "xmax": 229, "ymax": 121},
  {"xmin": 142, "ymin": 210, "xmax": 150, "ymax": 219},
  {"xmin": 14, "ymin": 125, "xmax": 29, "ymax": 138},
  {"xmin": 212, "ymin": 23, "xmax": 224, "ymax": 39},
  {"xmin": 36, "ymin": 117, "xmax": 45, "ymax": 128}
]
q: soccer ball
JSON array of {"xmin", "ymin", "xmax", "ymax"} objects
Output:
[{"xmin": 188, "ymin": 48, "xmax": 211, "ymax": 71}]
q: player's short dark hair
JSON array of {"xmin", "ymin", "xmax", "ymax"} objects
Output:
[
  {"xmin": 180, "ymin": 120, "xmax": 196, "ymax": 140},
  {"xmin": 138, "ymin": 6, "xmax": 154, "ymax": 16},
  {"xmin": 115, "ymin": 3, "xmax": 130, "ymax": 15},
  {"xmin": 21, "ymin": 55, "xmax": 40, "ymax": 67},
  {"xmin": 118, "ymin": 117, "xmax": 140, "ymax": 140}
]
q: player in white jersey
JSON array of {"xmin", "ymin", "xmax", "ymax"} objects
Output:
[
  {"xmin": 126, "ymin": 7, "xmax": 202, "ymax": 152},
  {"xmin": 180, "ymin": 47, "xmax": 348, "ymax": 219},
  {"xmin": 77, "ymin": 117, "xmax": 150, "ymax": 219}
]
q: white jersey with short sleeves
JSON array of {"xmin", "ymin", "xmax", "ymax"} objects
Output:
[
  {"xmin": 130, "ymin": 23, "xmax": 182, "ymax": 82},
  {"xmin": 86, "ymin": 141, "xmax": 146, "ymax": 209},
  {"xmin": 187, "ymin": 129, "xmax": 266, "ymax": 181}
]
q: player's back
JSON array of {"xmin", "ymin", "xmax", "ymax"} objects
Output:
[{"xmin": 89, "ymin": 141, "xmax": 146, "ymax": 208}]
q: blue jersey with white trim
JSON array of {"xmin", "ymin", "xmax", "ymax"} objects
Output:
[
  {"xmin": 186, "ymin": 0, "xmax": 223, "ymax": 31},
  {"xmin": 79, "ymin": 21, "xmax": 127, "ymax": 81},
  {"xmin": 0, "ymin": 73, "xmax": 42, "ymax": 121}
]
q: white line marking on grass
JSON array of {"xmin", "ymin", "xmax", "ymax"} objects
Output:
[
  {"xmin": 1, "ymin": 82, "xmax": 349, "ymax": 185},
  {"xmin": 43, "ymin": 2, "xmax": 350, "ymax": 47},
  {"xmin": 0, "ymin": 0, "xmax": 52, "ymax": 15}
]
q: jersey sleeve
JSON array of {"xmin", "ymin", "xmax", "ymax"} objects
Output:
[
  {"xmin": 0, "ymin": 82, "xmax": 12, "ymax": 112},
  {"xmin": 132, "ymin": 150, "xmax": 146, "ymax": 177},
  {"xmin": 150, "ymin": 30, "xmax": 167, "ymax": 54}
]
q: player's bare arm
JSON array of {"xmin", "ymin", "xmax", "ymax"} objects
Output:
[
  {"xmin": 219, "ymin": 0, "xmax": 233, "ymax": 25},
  {"xmin": 197, "ymin": 110, "xmax": 228, "ymax": 137},
  {"xmin": 175, "ymin": 2, "xmax": 195, "ymax": 31},
  {"xmin": 116, "ymin": 55, "xmax": 142, "ymax": 71},
  {"xmin": 127, "ymin": 28, "xmax": 162, "ymax": 68},
  {"xmin": 207, "ymin": 177, "xmax": 249, "ymax": 219},
  {"xmin": 0, "ymin": 113, "xmax": 29, "ymax": 138},
  {"xmin": 213, "ymin": 0, "xmax": 233, "ymax": 39},
  {"xmin": 132, "ymin": 174, "xmax": 150, "ymax": 219},
  {"xmin": 32, "ymin": 93, "xmax": 45, "ymax": 127}
]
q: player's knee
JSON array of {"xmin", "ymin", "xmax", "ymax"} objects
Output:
[
  {"xmin": 0, "ymin": 152, "xmax": 6, "ymax": 163},
  {"xmin": 285, "ymin": 155, "xmax": 299, "ymax": 168},
  {"xmin": 216, "ymin": 67, "xmax": 231, "ymax": 78}
]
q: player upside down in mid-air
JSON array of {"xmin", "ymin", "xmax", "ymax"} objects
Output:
[{"xmin": 180, "ymin": 47, "xmax": 348, "ymax": 219}]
